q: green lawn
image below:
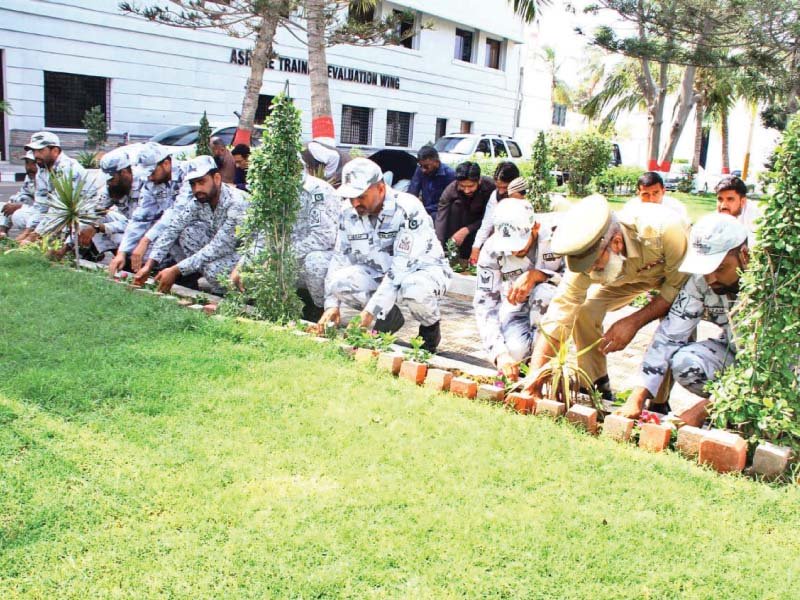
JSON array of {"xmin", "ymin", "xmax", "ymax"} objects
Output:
[
  {"xmin": 607, "ymin": 192, "xmax": 718, "ymax": 223},
  {"xmin": 1, "ymin": 252, "xmax": 799, "ymax": 599}
]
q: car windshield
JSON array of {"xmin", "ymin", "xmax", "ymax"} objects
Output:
[
  {"xmin": 150, "ymin": 125, "xmax": 200, "ymax": 146},
  {"xmin": 433, "ymin": 136, "xmax": 475, "ymax": 155}
]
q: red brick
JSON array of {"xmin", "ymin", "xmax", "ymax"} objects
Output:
[
  {"xmin": 477, "ymin": 384, "xmax": 505, "ymax": 403},
  {"xmin": 602, "ymin": 414, "xmax": 634, "ymax": 442},
  {"xmin": 751, "ymin": 443, "xmax": 793, "ymax": 481},
  {"xmin": 535, "ymin": 399, "xmax": 565, "ymax": 418},
  {"xmin": 377, "ymin": 352, "xmax": 404, "ymax": 375},
  {"xmin": 505, "ymin": 392, "xmax": 536, "ymax": 414},
  {"xmin": 353, "ymin": 348, "xmax": 379, "ymax": 363},
  {"xmin": 566, "ymin": 404, "xmax": 599, "ymax": 434},
  {"xmin": 449, "ymin": 377, "xmax": 478, "ymax": 399},
  {"xmin": 203, "ymin": 303, "xmax": 218, "ymax": 315},
  {"xmin": 639, "ymin": 423, "xmax": 672, "ymax": 452},
  {"xmin": 699, "ymin": 430, "xmax": 747, "ymax": 473},
  {"xmin": 399, "ymin": 361, "xmax": 427, "ymax": 385},
  {"xmin": 676, "ymin": 398, "xmax": 710, "ymax": 427},
  {"xmin": 675, "ymin": 425, "xmax": 708, "ymax": 459},
  {"xmin": 424, "ymin": 368, "xmax": 453, "ymax": 391}
]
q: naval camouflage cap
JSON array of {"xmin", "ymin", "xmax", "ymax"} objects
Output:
[
  {"xmin": 99, "ymin": 147, "xmax": 134, "ymax": 181},
  {"xmin": 336, "ymin": 157, "xmax": 383, "ymax": 198},
  {"xmin": 25, "ymin": 131, "xmax": 61, "ymax": 150},
  {"xmin": 135, "ymin": 142, "xmax": 172, "ymax": 177}
]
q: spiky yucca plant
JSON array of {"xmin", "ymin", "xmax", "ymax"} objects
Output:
[
  {"xmin": 37, "ymin": 171, "xmax": 99, "ymax": 267},
  {"xmin": 512, "ymin": 327, "xmax": 604, "ymax": 412}
]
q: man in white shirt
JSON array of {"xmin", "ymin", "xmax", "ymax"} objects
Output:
[
  {"xmin": 624, "ymin": 171, "xmax": 689, "ymax": 225},
  {"xmin": 715, "ymin": 175, "xmax": 762, "ymax": 247}
]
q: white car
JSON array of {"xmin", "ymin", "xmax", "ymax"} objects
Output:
[
  {"xmin": 147, "ymin": 123, "xmax": 264, "ymax": 158},
  {"xmin": 433, "ymin": 133, "xmax": 526, "ymax": 164}
]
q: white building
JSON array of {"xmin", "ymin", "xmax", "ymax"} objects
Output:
[{"xmin": 0, "ymin": 0, "xmax": 549, "ymax": 163}]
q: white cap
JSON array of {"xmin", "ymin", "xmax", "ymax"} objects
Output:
[
  {"xmin": 550, "ymin": 194, "xmax": 612, "ymax": 273},
  {"xmin": 24, "ymin": 150, "xmax": 35, "ymax": 161},
  {"xmin": 185, "ymin": 155, "xmax": 218, "ymax": 181},
  {"xmin": 492, "ymin": 199, "xmax": 536, "ymax": 253},
  {"xmin": 136, "ymin": 142, "xmax": 172, "ymax": 177},
  {"xmin": 336, "ymin": 157, "xmax": 383, "ymax": 198},
  {"xmin": 679, "ymin": 212, "xmax": 748, "ymax": 274},
  {"xmin": 99, "ymin": 147, "xmax": 133, "ymax": 181}
]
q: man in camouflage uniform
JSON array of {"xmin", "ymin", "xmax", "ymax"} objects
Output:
[
  {"xmin": 0, "ymin": 151, "xmax": 38, "ymax": 238},
  {"xmin": 524, "ymin": 195, "xmax": 688, "ymax": 399},
  {"xmin": 108, "ymin": 142, "xmax": 190, "ymax": 276},
  {"xmin": 616, "ymin": 213, "xmax": 750, "ymax": 423},
  {"xmin": 231, "ymin": 169, "xmax": 341, "ymax": 321},
  {"xmin": 317, "ymin": 158, "xmax": 452, "ymax": 352},
  {"xmin": 17, "ymin": 132, "xmax": 91, "ymax": 244},
  {"xmin": 135, "ymin": 156, "xmax": 248, "ymax": 294},
  {"xmin": 474, "ymin": 196, "xmax": 565, "ymax": 380},
  {"xmin": 75, "ymin": 146, "xmax": 143, "ymax": 260}
]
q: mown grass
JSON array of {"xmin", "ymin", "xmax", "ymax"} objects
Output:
[
  {"xmin": 607, "ymin": 191, "xmax": 718, "ymax": 223},
  {"xmin": 1, "ymin": 252, "xmax": 799, "ymax": 599}
]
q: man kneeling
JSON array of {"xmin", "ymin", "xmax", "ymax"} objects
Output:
[
  {"xmin": 135, "ymin": 156, "xmax": 248, "ymax": 294},
  {"xmin": 474, "ymin": 194, "xmax": 564, "ymax": 380},
  {"xmin": 317, "ymin": 158, "xmax": 452, "ymax": 352},
  {"xmin": 616, "ymin": 213, "xmax": 749, "ymax": 424}
]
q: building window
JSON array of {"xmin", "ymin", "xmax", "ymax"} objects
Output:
[
  {"xmin": 385, "ymin": 110, "xmax": 413, "ymax": 147},
  {"xmin": 485, "ymin": 38, "xmax": 502, "ymax": 70},
  {"xmin": 435, "ymin": 118, "xmax": 447, "ymax": 141},
  {"xmin": 454, "ymin": 29, "xmax": 474, "ymax": 63},
  {"xmin": 44, "ymin": 71, "xmax": 108, "ymax": 129},
  {"xmin": 349, "ymin": 1, "xmax": 374, "ymax": 23},
  {"xmin": 460, "ymin": 120, "xmax": 473, "ymax": 134},
  {"xmin": 341, "ymin": 105, "xmax": 372, "ymax": 145},
  {"xmin": 552, "ymin": 104, "xmax": 567, "ymax": 127},
  {"xmin": 393, "ymin": 9, "xmax": 415, "ymax": 50},
  {"xmin": 254, "ymin": 95, "xmax": 275, "ymax": 125}
]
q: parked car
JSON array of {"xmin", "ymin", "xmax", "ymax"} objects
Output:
[
  {"xmin": 433, "ymin": 133, "xmax": 527, "ymax": 164},
  {"xmin": 147, "ymin": 123, "xmax": 265, "ymax": 157}
]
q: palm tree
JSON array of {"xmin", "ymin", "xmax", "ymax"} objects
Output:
[
  {"xmin": 581, "ymin": 59, "xmax": 647, "ymax": 132},
  {"xmin": 508, "ymin": 0, "xmax": 550, "ymax": 23},
  {"xmin": 542, "ymin": 45, "xmax": 573, "ymax": 118},
  {"xmin": 37, "ymin": 172, "xmax": 99, "ymax": 268}
]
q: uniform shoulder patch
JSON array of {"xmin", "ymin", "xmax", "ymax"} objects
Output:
[
  {"xmin": 396, "ymin": 232, "xmax": 413, "ymax": 255},
  {"xmin": 477, "ymin": 268, "xmax": 497, "ymax": 291},
  {"xmin": 314, "ymin": 193, "xmax": 324, "ymax": 203},
  {"xmin": 309, "ymin": 208, "xmax": 321, "ymax": 227}
]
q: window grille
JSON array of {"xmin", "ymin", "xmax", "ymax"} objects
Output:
[
  {"xmin": 341, "ymin": 105, "xmax": 373, "ymax": 145},
  {"xmin": 385, "ymin": 110, "xmax": 413, "ymax": 147},
  {"xmin": 44, "ymin": 71, "xmax": 108, "ymax": 129}
]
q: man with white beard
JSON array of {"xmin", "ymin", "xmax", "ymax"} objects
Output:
[{"xmin": 523, "ymin": 195, "xmax": 688, "ymax": 399}]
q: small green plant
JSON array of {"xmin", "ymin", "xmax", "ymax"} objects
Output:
[
  {"xmin": 196, "ymin": 111, "xmax": 212, "ymax": 157},
  {"xmin": 548, "ymin": 128, "xmax": 613, "ymax": 196},
  {"xmin": 445, "ymin": 239, "xmax": 469, "ymax": 273},
  {"xmin": 76, "ymin": 151, "xmax": 99, "ymax": 169},
  {"xmin": 218, "ymin": 287, "xmax": 248, "ymax": 317},
  {"xmin": 82, "ymin": 105, "xmax": 108, "ymax": 149},
  {"xmin": 343, "ymin": 316, "xmax": 396, "ymax": 351},
  {"xmin": 513, "ymin": 327, "xmax": 604, "ymax": 412},
  {"xmin": 194, "ymin": 292, "xmax": 210, "ymax": 305},
  {"xmin": 37, "ymin": 171, "xmax": 99, "ymax": 267},
  {"xmin": 591, "ymin": 165, "xmax": 641, "ymax": 195},
  {"xmin": 528, "ymin": 131, "xmax": 554, "ymax": 212},
  {"xmin": 404, "ymin": 335, "xmax": 431, "ymax": 364}
]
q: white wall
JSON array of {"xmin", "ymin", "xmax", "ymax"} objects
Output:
[{"xmin": 1, "ymin": 0, "xmax": 526, "ymax": 152}]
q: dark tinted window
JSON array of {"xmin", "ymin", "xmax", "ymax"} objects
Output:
[
  {"xmin": 44, "ymin": 71, "xmax": 108, "ymax": 129},
  {"xmin": 455, "ymin": 29, "xmax": 474, "ymax": 62},
  {"xmin": 150, "ymin": 125, "xmax": 199, "ymax": 146},
  {"xmin": 507, "ymin": 141, "xmax": 522, "ymax": 158}
]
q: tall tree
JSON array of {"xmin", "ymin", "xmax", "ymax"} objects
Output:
[{"xmin": 121, "ymin": 1, "xmax": 414, "ymax": 145}]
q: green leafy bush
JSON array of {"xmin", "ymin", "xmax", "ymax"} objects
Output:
[
  {"xmin": 548, "ymin": 129, "xmax": 613, "ymax": 196},
  {"xmin": 592, "ymin": 165, "xmax": 641, "ymax": 195},
  {"xmin": 238, "ymin": 94, "xmax": 304, "ymax": 322},
  {"xmin": 710, "ymin": 112, "xmax": 800, "ymax": 450},
  {"xmin": 76, "ymin": 151, "xmax": 99, "ymax": 169},
  {"xmin": 81, "ymin": 105, "xmax": 108, "ymax": 149}
]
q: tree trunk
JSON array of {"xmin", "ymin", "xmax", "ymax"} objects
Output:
[
  {"xmin": 742, "ymin": 103, "xmax": 757, "ymax": 180},
  {"xmin": 659, "ymin": 64, "xmax": 699, "ymax": 171},
  {"xmin": 691, "ymin": 99, "xmax": 705, "ymax": 172},
  {"xmin": 233, "ymin": 12, "xmax": 281, "ymax": 146},
  {"xmin": 642, "ymin": 61, "xmax": 667, "ymax": 171},
  {"xmin": 306, "ymin": 0, "xmax": 335, "ymax": 140},
  {"xmin": 720, "ymin": 106, "xmax": 730, "ymax": 174}
]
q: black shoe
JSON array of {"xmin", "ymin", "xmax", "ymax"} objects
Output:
[
  {"xmin": 647, "ymin": 400, "xmax": 671, "ymax": 415},
  {"xmin": 374, "ymin": 306, "xmax": 405, "ymax": 333},
  {"xmin": 297, "ymin": 288, "xmax": 324, "ymax": 322},
  {"xmin": 580, "ymin": 375, "xmax": 614, "ymax": 401},
  {"xmin": 418, "ymin": 321, "xmax": 441, "ymax": 353}
]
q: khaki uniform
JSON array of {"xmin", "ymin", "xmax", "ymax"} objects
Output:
[{"xmin": 542, "ymin": 204, "xmax": 689, "ymax": 382}]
